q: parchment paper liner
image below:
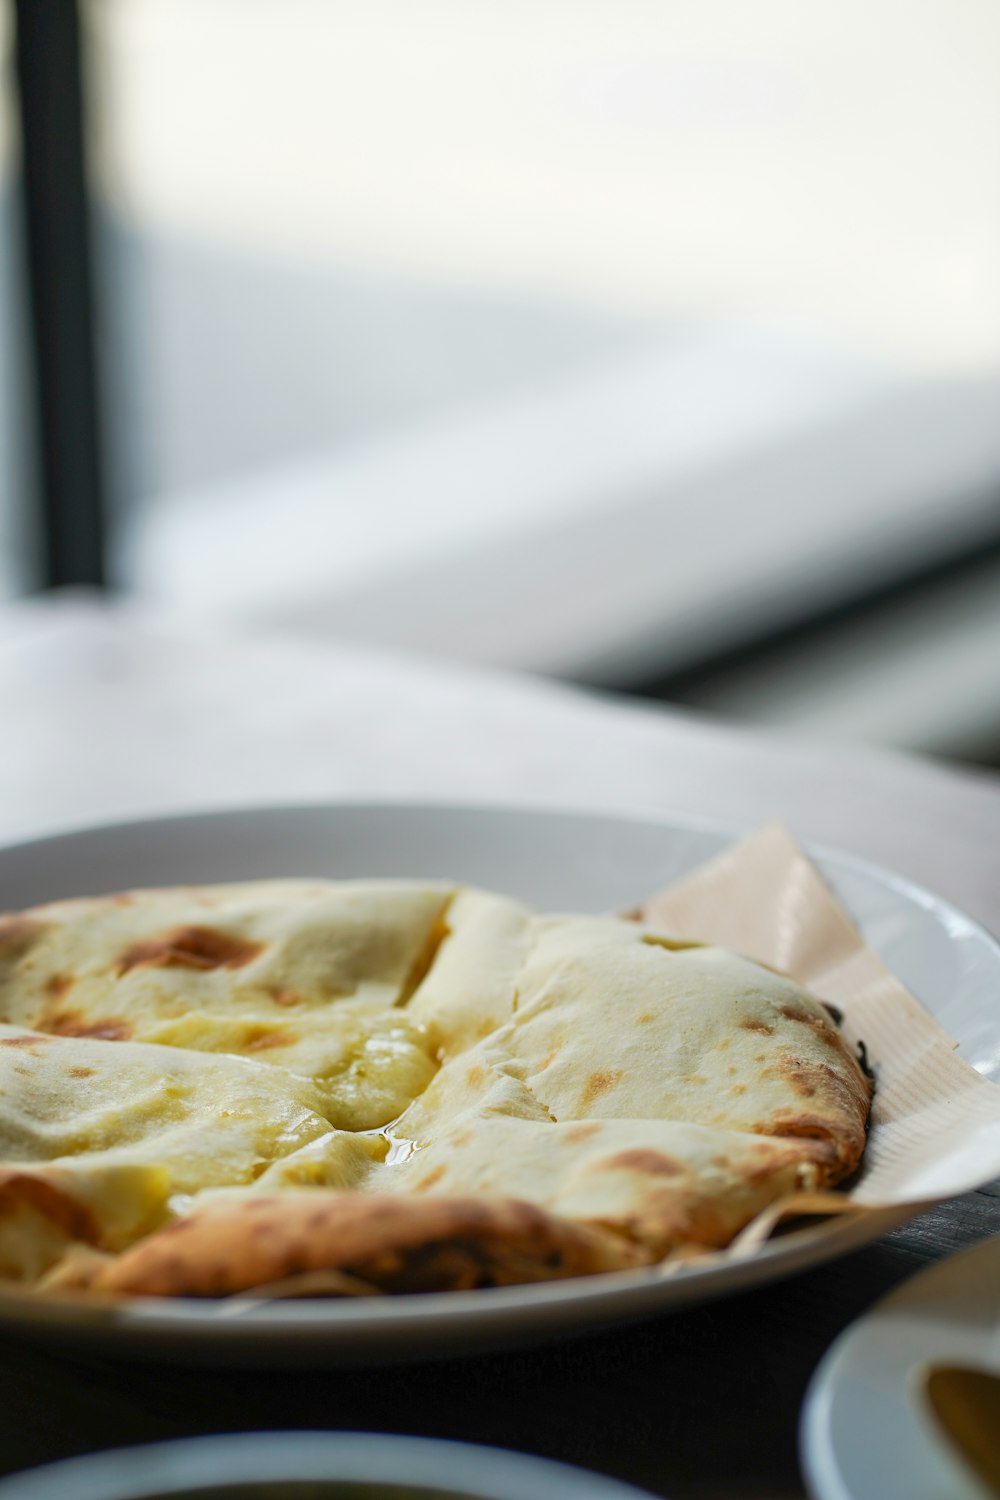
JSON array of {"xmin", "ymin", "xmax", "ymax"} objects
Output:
[{"xmin": 635, "ymin": 821, "xmax": 1000, "ymax": 1266}]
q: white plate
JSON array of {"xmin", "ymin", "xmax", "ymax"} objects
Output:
[
  {"xmin": 0, "ymin": 1432, "xmax": 658, "ymax": 1500},
  {"xmin": 801, "ymin": 1234, "xmax": 1000, "ymax": 1500},
  {"xmin": 0, "ymin": 801, "xmax": 997, "ymax": 1364}
]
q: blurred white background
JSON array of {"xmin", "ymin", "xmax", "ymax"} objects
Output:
[
  {"xmin": 4, "ymin": 1, "xmax": 1000, "ymax": 757},
  {"xmin": 93, "ymin": 0, "xmax": 1000, "ymax": 373}
]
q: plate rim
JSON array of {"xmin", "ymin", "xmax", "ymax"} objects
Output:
[
  {"xmin": 0, "ymin": 1429, "xmax": 658, "ymax": 1500},
  {"xmin": 1, "ymin": 793, "xmax": 996, "ymax": 950},
  {"xmin": 799, "ymin": 1234, "xmax": 1000, "ymax": 1500}
]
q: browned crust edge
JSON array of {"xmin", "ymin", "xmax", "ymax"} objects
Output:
[{"xmin": 55, "ymin": 1192, "xmax": 650, "ymax": 1298}]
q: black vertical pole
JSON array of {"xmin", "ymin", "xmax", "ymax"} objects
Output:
[{"xmin": 13, "ymin": 0, "xmax": 107, "ymax": 589}]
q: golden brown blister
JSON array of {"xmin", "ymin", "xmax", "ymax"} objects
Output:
[{"xmin": 66, "ymin": 1191, "xmax": 647, "ymax": 1297}]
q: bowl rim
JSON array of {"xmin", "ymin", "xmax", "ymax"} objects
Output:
[{"xmin": 0, "ymin": 1431, "xmax": 656, "ymax": 1500}]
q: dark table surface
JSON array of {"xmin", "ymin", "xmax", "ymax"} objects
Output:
[{"xmin": 0, "ymin": 1185, "xmax": 996, "ymax": 1500}]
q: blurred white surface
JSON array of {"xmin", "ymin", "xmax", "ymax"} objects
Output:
[
  {"xmin": 120, "ymin": 331, "xmax": 1000, "ymax": 744},
  {"xmin": 93, "ymin": 0, "xmax": 1000, "ymax": 370},
  {"xmin": 117, "ymin": 325, "xmax": 887, "ymax": 646},
  {"xmin": 8, "ymin": 3, "xmax": 1000, "ymax": 768},
  {"xmin": 87, "ymin": 0, "xmax": 1000, "ymax": 651},
  {"xmin": 0, "ymin": 597, "xmax": 997, "ymax": 933},
  {"xmin": 684, "ymin": 553, "xmax": 1000, "ymax": 762}
]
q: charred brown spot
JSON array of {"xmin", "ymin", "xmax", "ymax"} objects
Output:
[
  {"xmin": 45, "ymin": 1011, "xmax": 132, "ymax": 1042},
  {"xmin": 760, "ymin": 1119, "xmax": 840, "ymax": 1164},
  {"xmin": 269, "ymin": 989, "xmax": 301, "ymax": 1008},
  {"xmin": 67, "ymin": 1066, "xmax": 95, "ymax": 1079},
  {"xmin": 563, "ymin": 1122, "xmax": 601, "ymax": 1144},
  {"xmin": 449, "ymin": 1130, "xmax": 473, "ymax": 1148},
  {"xmin": 740, "ymin": 1019, "xmax": 774, "ymax": 1036},
  {"xmin": 414, "ymin": 1166, "xmax": 446, "ymax": 1192},
  {"xmin": 780, "ymin": 1056, "xmax": 849, "ymax": 1101},
  {"xmin": 250, "ymin": 1216, "xmax": 280, "ymax": 1237},
  {"xmin": 582, "ymin": 1068, "xmax": 622, "ymax": 1107},
  {"xmin": 117, "ymin": 925, "xmax": 264, "ymax": 975},
  {"xmin": 44, "ymin": 973, "xmax": 74, "ymax": 1002},
  {"xmin": 536, "ymin": 1050, "xmax": 558, "ymax": 1072},
  {"xmin": 635, "ymin": 1012, "xmax": 655, "ymax": 1026},
  {"xmin": 244, "ymin": 1028, "xmax": 294, "ymax": 1052},
  {"xmin": 729, "ymin": 1083, "xmax": 747, "ymax": 1096},
  {"xmin": 0, "ymin": 1034, "xmax": 51, "ymax": 1049},
  {"xmin": 778, "ymin": 1005, "xmax": 814, "ymax": 1025},
  {"xmin": 778, "ymin": 1004, "xmax": 843, "ymax": 1049},
  {"xmin": 0, "ymin": 1171, "xmax": 99, "ymax": 1244},
  {"xmin": 466, "ymin": 1065, "xmax": 484, "ymax": 1088},
  {"xmin": 604, "ymin": 1149, "xmax": 683, "ymax": 1178},
  {"xmin": 0, "ymin": 917, "xmax": 44, "ymax": 957}
]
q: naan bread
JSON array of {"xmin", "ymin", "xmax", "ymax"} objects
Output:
[
  {"xmin": 0, "ymin": 882, "xmax": 452, "ymax": 1129},
  {"xmin": 0, "ymin": 1021, "xmax": 379, "ymax": 1278},
  {"xmin": 58, "ymin": 1191, "xmax": 645, "ymax": 1297},
  {"xmin": 0, "ymin": 879, "xmax": 872, "ymax": 1295}
]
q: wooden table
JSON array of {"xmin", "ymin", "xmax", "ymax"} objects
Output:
[{"xmin": 0, "ymin": 596, "xmax": 998, "ymax": 1500}]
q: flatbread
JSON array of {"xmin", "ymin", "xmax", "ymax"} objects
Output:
[
  {"xmin": 54, "ymin": 1191, "xmax": 645, "ymax": 1296},
  {"xmin": 0, "ymin": 879, "xmax": 872, "ymax": 1295},
  {"xmin": 0, "ymin": 1022, "xmax": 377, "ymax": 1279},
  {"xmin": 0, "ymin": 881, "xmax": 452, "ymax": 1130}
]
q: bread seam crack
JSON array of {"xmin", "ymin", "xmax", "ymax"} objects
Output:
[{"xmin": 393, "ymin": 894, "xmax": 457, "ymax": 1009}]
